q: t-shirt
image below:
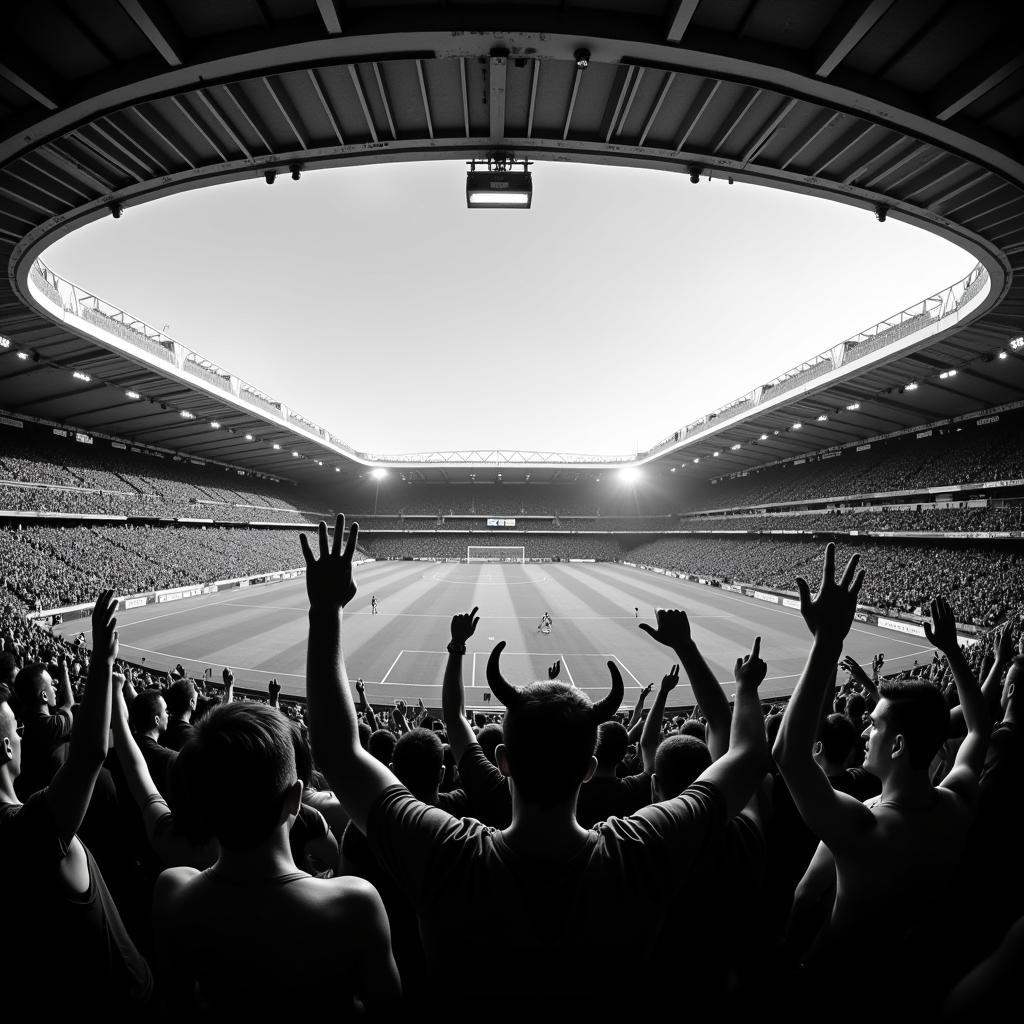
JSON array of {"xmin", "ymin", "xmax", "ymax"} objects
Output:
[
  {"xmin": 365, "ymin": 779, "xmax": 727, "ymax": 1004},
  {"xmin": 138, "ymin": 735, "xmax": 177, "ymax": 800},
  {"xmin": 15, "ymin": 707, "xmax": 72, "ymax": 798},
  {"xmin": 162, "ymin": 718, "xmax": 194, "ymax": 752},
  {"xmin": 0, "ymin": 792, "xmax": 152, "ymax": 1015},
  {"xmin": 457, "ymin": 744, "xmax": 511, "ymax": 827},
  {"xmin": 575, "ymin": 771, "xmax": 652, "ymax": 827}
]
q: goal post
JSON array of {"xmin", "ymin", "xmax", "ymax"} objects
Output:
[{"xmin": 467, "ymin": 545, "xmax": 526, "ymax": 564}]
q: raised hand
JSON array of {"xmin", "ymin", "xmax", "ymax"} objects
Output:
[
  {"xmin": 395, "ymin": 699, "xmax": 407, "ymax": 715},
  {"xmin": 995, "ymin": 620, "xmax": 1014, "ymax": 663},
  {"xmin": 268, "ymin": 679, "xmax": 281, "ymax": 699},
  {"xmin": 547, "ymin": 659, "xmax": 561, "ymax": 680},
  {"xmin": 841, "ymin": 654, "xmax": 874, "ymax": 689},
  {"xmin": 355, "ymin": 679, "xmax": 365, "ymax": 696},
  {"xmin": 923, "ymin": 596, "xmax": 961, "ymax": 655},
  {"xmin": 734, "ymin": 636, "xmax": 767, "ymax": 689},
  {"xmin": 450, "ymin": 606, "xmax": 480, "ymax": 645},
  {"xmin": 91, "ymin": 590, "xmax": 119, "ymax": 664},
  {"xmin": 638, "ymin": 609, "xmax": 693, "ymax": 650},
  {"xmin": 299, "ymin": 514, "xmax": 359, "ymax": 612},
  {"xmin": 794, "ymin": 544, "xmax": 865, "ymax": 646},
  {"xmin": 660, "ymin": 664, "xmax": 680, "ymax": 692},
  {"xmin": 222, "ymin": 667, "xmax": 234, "ymax": 686},
  {"xmin": 638, "ymin": 682, "xmax": 654, "ymax": 702}
]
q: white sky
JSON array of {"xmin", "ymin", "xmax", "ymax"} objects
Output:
[{"xmin": 45, "ymin": 160, "xmax": 976, "ymax": 457}]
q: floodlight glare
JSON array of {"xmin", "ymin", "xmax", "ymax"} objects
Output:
[
  {"xmin": 846, "ymin": 403, "xmax": 860, "ymax": 410},
  {"xmin": 245, "ymin": 433, "xmax": 253, "ymax": 440},
  {"xmin": 1010, "ymin": 336, "xmax": 1023, "ymax": 350},
  {"xmin": 125, "ymin": 390, "xmax": 140, "ymax": 400},
  {"xmin": 467, "ymin": 158, "xmax": 532, "ymax": 209},
  {"xmin": 618, "ymin": 467, "xmax": 640, "ymax": 484},
  {"xmin": 210, "ymin": 421, "xmax": 220, "ymax": 429},
  {"xmin": 371, "ymin": 468, "xmax": 388, "ymax": 480},
  {"xmin": 272, "ymin": 443, "xmax": 281, "ymax": 450},
  {"xmin": 760, "ymin": 433, "xmax": 769, "ymax": 440}
]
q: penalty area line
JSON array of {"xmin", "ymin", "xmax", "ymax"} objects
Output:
[{"xmin": 379, "ymin": 650, "xmax": 405, "ymax": 684}]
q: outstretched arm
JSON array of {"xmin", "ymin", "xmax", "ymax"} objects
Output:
[
  {"xmin": 625, "ymin": 683, "xmax": 652, "ymax": 734},
  {"xmin": 640, "ymin": 666, "xmax": 678, "ymax": 774},
  {"xmin": 221, "ymin": 668, "xmax": 234, "ymax": 706},
  {"xmin": 355, "ymin": 680, "xmax": 379, "ymax": 733},
  {"xmin": 46, "ymin": 591, "xmax": 117, "ymax": 845},
  {"xmin": 925, "ymin": 597, "xmax": 991, "ymax": 806},
  {"xmin": 773, "ymin": 545, "xmax": 876, "ymax": 851},
  {"xmin": 442, "ymin": 607, "xmax": 479, "ymax": 764},
  {"xmin": 303, "ymin": 517, "xmax": 400, "ymax": 833},
  {"xmin": 640, "ymin": 610, "xmax": 731, "ymax": 760},
  {"xmin": 692, "ymin": 636, "xmax": 769, "ymax": 820}
]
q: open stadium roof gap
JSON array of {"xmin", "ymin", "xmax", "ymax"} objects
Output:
[{"xmin": 0, "ymin": 1, "xmax": 1022, "ymax": 484}]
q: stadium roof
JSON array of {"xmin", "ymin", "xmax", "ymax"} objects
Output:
[{"xmin": 1, "ymin": 0, "xmax": 1022, "ymax": 485}]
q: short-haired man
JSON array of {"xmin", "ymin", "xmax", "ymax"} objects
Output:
[
  {"xmin": 303, "ymin": 516, "xmax": 769, "ymax": 1011},
  {"xmin": 0, "ymin": 592, "xmax": 152, "ymax": 1016},
  {"xmin": 129, "ymin": 689, "xmax": 176, "ymax": 799},
  {"xmin": 162, "ymin": 677, "xmax": 196, "ymax": 751},
  {"xmin": 774, "ymin": 547, "xmax": 989, "ymax": 1010},
  {"xmin": 12, "ymin": 655, "xmax": 74, "ymax": 798},
  {"xmin": 153, "ymin": 702, "xmax": 401, "ymax": 1017}
]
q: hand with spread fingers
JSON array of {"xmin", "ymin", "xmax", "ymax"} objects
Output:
[
  {"xmin": 547, "ymin": 660, "xmax": 561, "ymax": 680},
  {"xmin": 923, "ymin": 596, "xmax": 961, "ymax": 656},
  {"xmin": 794, "ymin": 543, "xmax": 865, "ymax": 647},
  {"xmin": 300, "ymin": 514, "xmax": 360, "ymax": 612}
]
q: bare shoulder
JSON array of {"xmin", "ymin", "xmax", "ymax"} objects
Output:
[{"xmin": 154, "ymin": 866, "xmax": 202, "ymax": 914}]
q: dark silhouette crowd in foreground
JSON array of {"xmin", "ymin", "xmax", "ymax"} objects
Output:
[{"xmin": 1, "ymin": 520, "xmax": 1021, "ymax": 1020}]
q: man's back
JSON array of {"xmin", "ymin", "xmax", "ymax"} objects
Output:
[
  {"xmin": 156, "ymin": 866, "xmax": 389, "ymax": 1016},
  {"xmin": 814, "ymin": 787, "xmax": 971, "ymax": 962}
]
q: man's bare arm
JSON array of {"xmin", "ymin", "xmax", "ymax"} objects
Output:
[
  {"xmin": 640, "ymin": 609, "xmax": 731, "ymax": 760},
  {"xmin": 46, "ymin": 591, "xmax": 118, "ymax": 845},
  {"xmin": 773, "ymin": 545, "xmax": 876, "ymax": 851},
  {"xmin": 442, "ymin": 607, "xmax": 479, "ymax": 764},
  {"xmin": 640, "ymin": 666, "xmax": 678, "ymax": 774},
  {"xmin": 302, "ymin": 517, "xmax": 400, "ymax": 834}
]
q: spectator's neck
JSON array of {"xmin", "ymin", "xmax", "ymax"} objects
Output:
[
  {"xmin": 211, "ymin": 826, "xmax": 300, "ymax": 882},
  {"xmin": 879, "ymin": 766, "xmax": 934, "ymax": 807},
  {"xmin": 501, "ymin": 790, "xmax": 592, "ymax": 858},
  {"xmin": 593, "ymin": 765, "xmax": 619, "ymax": 780},
  {"xmin": 0, "ymin": 768, "xmax": 18, "ymax": 806}
]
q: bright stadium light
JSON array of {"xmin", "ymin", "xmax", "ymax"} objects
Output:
[
  {"xmin": 731, "ymin": 443, "xmax": 741, "ymax": 450},
  {"xmin": 180, "ymin": 410, "xmax": 195, "ymax": 419},
  {"xmin": 244, "ymin": 433, "xmax": 253, "ymax": 440},
  {"xmin": 618, "ymin": 467, "xmax": 641, "ymax": 485},
  {"xmin": 125, "ymin": 390, "xmax": 140, "ymax": 399},
  {"xmin": 210, "ymin": 421, "xmax": 220, "ymax": 429},
  {"xmin": 998, "ymin": 351, "xmax": 1008, "ymax": 359},
  {"xmin": 292, "ymin": 451, "xmax": 299, "ymax": 457},
  {"xmin": 1011, "ymin": 337, "xmax": 1023, "ymax": 350},
  {"xmin": 713, "ymin": 451, "xmax": 719, "ymax": 457},
  {"xmin": 371, "ymin": 468, "xmax": 388, "ymax": 480},
  {"xmin": 334, "ymin": 467, "xmax": 340, "ymax": 472},
  {"xmin": 670, "ymin": 466, "xmax": 677, "ymax": 472},
  {"xmin": 905, "ymin": 381, "xmax": 919, "ymax": 391},
  {"xmin": 759, "ymin": 433, "xmax": 768, "ymax": 440},
  {"xmin": 17, "ymin": 351, "xmax": 28, "ymax": 359},
  {"xmin": 817, "ymin": 414, "xmax": 828, "ymax": 421},
  {"xmin": 467, "ymin": 157, "xmax": 532, "ymax": 209},
  {"xmin": 0, "ymin": 337, "xmax": 10, "ymax": 348},
  {"xmin": 846, "ymin": 403, "xmax": 860, "ymax": 411},
  {"xmin": 72, "ymin": 370, "xmax": 91, "ymax": 382},
  {"xmin": 693, "ymin": 457, "xmax": 700, "ymax": 464},
  {"xmin": 792, "ymin": 422, "xmax": 802, "ymax": 430},
  {"xmin": 273, "ymin": 443, "xmax": 281, "ymax": 450}
]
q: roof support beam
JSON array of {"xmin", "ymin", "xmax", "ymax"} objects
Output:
[
  {"xmin": 814, "ymin": 0, "xmax": 896, "ymax": 78},
  {"xmin": 674, "ymin": 78, "xmax": 719, "ymax": 152},
  {"xmin": 348, "ymin": 66, "xmax": 378, "ymax": 143},
  {"xmin": 665, "ymin": 1, "xmax": 701, "ymax": 45},
  {"xmin": 933, "ymin": 46, "xmax": 1024, "ymax": 121},
  {"xmin": 489, "ymin": 55, "xmax": 507, "ymax": 141},
  {"xmin": 308, "ymin": 69, "xmax": 344, "ymax": 145},
  {"xmin": 372, "ymin": 63, "xmax": 398, "ymax": 141},
  {"xmin": 118, "ymin": 0, "xmax": 184, "ymax": 67},
  {"xmin": 0, "ymin": 47, "xmax": 59, "ymax": 109},
  {"xmin": 314, "ymin": 0, "xmax": 343, "ymax": 36}
]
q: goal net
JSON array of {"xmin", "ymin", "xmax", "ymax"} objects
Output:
[{"xmin": 467, "ymin": 546, "xmax": 526, "ymax": 564}]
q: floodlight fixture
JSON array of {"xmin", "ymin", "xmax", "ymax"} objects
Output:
[
  {"xmin": 688, "ymin": 165, "xmax": 702, "ymax": 184},
  {"xmin": 574, "ymin": 48, "xmax": 591, "ymax": 69},
  {"xmin": 125, "ymin": 390, "xmax": 141, "ymax": 400},
  {"xmin": 905, "ymin": 381, "xmax": 919, "ymax": 391},
  {"xmin": 0, "ymin": 337, "xmax": 9, "ymax": 348},
  {"xmin": 292, "ymin": 451, "xmax": 299, "ymax": 457},
  {"xmin": 180, "ymin": 410, "xmax": 195, "ymax": 419},
  {"xmin": 846, "ymin": 403, "xmax": 860, "ymax": 410},
  {"xmin": 713, "ymin": 451, "xmax": 720, "ymax": 457},
  {"xmin": 109, "ymin": 201, "xmax": 123, "ymax": 219},
  {"xmin": 245, "ymin": 433, "xmax": 253, "ymax": 440},
  {"xmin": 817, "ymin": 414, "xmax": 828, "ymax": 421},
  {"xmin": 670, "ymin": 466, "xmax": 677, "ymax": 472},
  {"xmin": 72, "ymin": 370, "xmax": 91, "ymax": 382},
  {"xmin": 273, "ymin": 443, "xmax": 281, "ymax": 450},
  {"xmin": 792, "ymin": 422, "xmax": 802, "ymax": 429},
  {"xmin": 335, "ymin": 467, "xmax": 340, "ymax": 472},
  {"xmin": 731, "ymin": 443, "xmax": 741, "ymax": 450},
  {"xmin": 619, "ymin": 467, "xmax": 641, "ymax": 485},
  {"xmin": 264, "ymin": 170, "xmax": 277, "ymax": 185},
  {"xmin": 210, "ymin": 421, "xmax": 220, "ymax": 429},
  {"xmin": 939, "ymin": 369, "xmax": 957, "ymax": 379},
  {"xmin": 1011, "ymin": 336, "xmax": 1024, "ymax": 350},
  {"xmin": 760, "ymin": 433, "xmax": 768, "ymax": 440},
  {"xmin": 467, "ymin": 157, "xmax": 532, "ymax": 209},
  {"xmin": 998, "ymin": 351, "xmax": 1008, "ymax": 359},
  {"xmin": 290, "ymin": 164, "xmax": 302, "ymax": 181},
  {"xmin": 875, "ymin": 205, "xmax": 888, "ymax": 222},
  {"xmin": 371, "ymin": 467, "xmax": 388, "ymax": 480}
]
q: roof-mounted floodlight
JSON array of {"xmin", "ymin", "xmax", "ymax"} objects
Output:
[{"xmin": 467, "ymin": 157, "xmax": 532, "ymax": 209}]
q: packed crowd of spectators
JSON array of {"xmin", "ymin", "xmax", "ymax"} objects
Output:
[
  {"xmin": 691, "ymin": 415, "xmax": 1024, "ymax": 511},
  {"xmin": 625, "ymin": 535, "xmax": 1024, "ymax": 626},
  {"xmin": 1, "ymin": 527, "xmax": 1020, "ymax": 1017},
  {"xmin": 679, "ymin": 505, "xmax": 1024, "ymax": 534}
]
